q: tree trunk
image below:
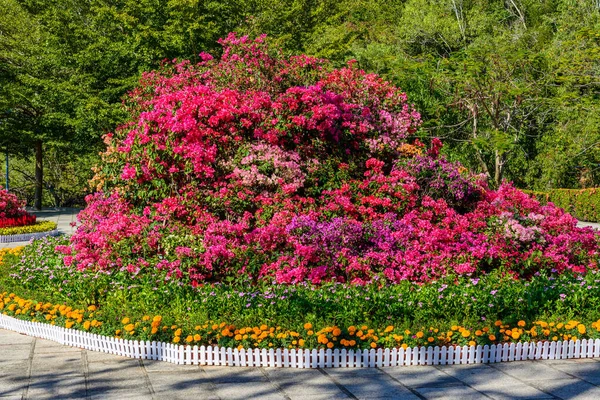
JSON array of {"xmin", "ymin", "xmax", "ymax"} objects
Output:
[
  {"xmin": 34, "ymin": 140, "xmax": 43, "ymax": 210},
  {"xmin": 494, "ymin": 149, "xmax": 503, "ymax": 187}
]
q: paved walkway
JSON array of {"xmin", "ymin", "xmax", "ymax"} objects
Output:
[
  {"xmin": 2, "ymin": 329, "xmax": 600, "ymax": 400},
  {"xmin": 0, "ymin": 208, "xmax": 80, "ymax": 249}
]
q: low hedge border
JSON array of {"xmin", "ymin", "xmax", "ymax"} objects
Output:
[
  {"xmin": 1, "ymin": 313, "xmax": 599, "ymax": 368},
  {"xmin": 525, "ymin": 188, "xmax": 600, "ymax": 223}
]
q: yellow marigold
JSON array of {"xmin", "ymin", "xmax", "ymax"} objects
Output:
[
  {"xmin": 427, "ymin": 337, "xmax": 434, "ymax": 343},
  {"xmin": 124, "ymin": 323, "xmax": 135, "ymax": 332},
  {"xmin": 174, "ymin": 329, "xmax": 182, "ymax": 336},
  {"xmin": 142, "ymin": 315, "xmax": 150, "ymax": 321},
  {"xmin": 65, "ymin": 321, "xmax": 74, "ymax": 329},
  {"xmin": 384, "ymin": 326, "xmax": 394, "ymax": 333},
  {"xmin": 517, "ymin": 320, "xmax": 526, "ymax": 327},
  {"xmin": 511, "ymin": 331, "xmax": 520, "ymax": 340},
  {"xmin": 115, "ymin": 329, "xmax": 122, "ymax": 335},
  {"xmin": 327, "ymin": 342, "xmax": 334, "ymax": 349},
  {"xmin": 298, "ymin": 339, "xmax": 305, "ymax": 347},
  {"xmin": 494, "ymin": 320, "xmax": 502, "ymax": 327},
  {"xmin": 370, "ymin": 342, "xmax": 377, "ymax": 349},
  {"xmin": 578, "ymin": 324, "xmax": 586, "ymax": 335},
  {"xmin": 489, "ymin": 334, "xmax": 496, "ymax": 341},
  {"xmin": 185, "ymin": 335, "xmax": 193, "ymax": 343},
  {"xmin": 153, "ymin": 315, "xmax": 162, "ymax": 323},
  {"xmin": 87, "ymin": 305, "xmax": 97, "ymax": 312},
  {"xmin": 173, "ymin": 337, "xmax": 180, "ymax": 343},
  {"xmin": 151, "ymin": 327, "xmax": 158, "ymax": 334},
  {"xmin": 122, "ymin": 317, "xmax": 130, "ymax": 325},
  {"xmin": 304, "ymin": 323, "xmax": 312, "ymax": 330},
  {"xmin": 416, "ymin": 331, "xmax": 424, "ymax": 339},
  {"xmin": 461, "ymin": 330, "xmax": 471, "ymax": 338},
  {"xmin": 260, "ymin": 324, "xmax": 268, "ymax": 331},
  {"xmin": 475, "ymin": 330, "xmax": 482, "ymax": 336},
  {"xmin": 468, "ymin": 340, "xmax": 476, "ymax": 346},
  {"xmin": 333, "ymin": 328, "xmax": 342, "ymax": 336}
]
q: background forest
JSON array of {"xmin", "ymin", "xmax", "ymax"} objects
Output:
[{"xmin": 0, "ymin": 0, "xmax": 599, "ymax": 207}]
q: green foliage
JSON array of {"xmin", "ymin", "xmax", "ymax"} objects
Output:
[
  {"xmin": 0, "ymin": 220, "xmax": 56, "ymax": 235},
  {"xmin": 526, "ymin": 188, "xmax": 600, "ymax": 223},
  {"xmin": 3, "ymin": 147, "xmax": 98, "ymax": 207},
  {"xmin": 2, "ymin": 0, "xmax": 600, "ymax": 195}
]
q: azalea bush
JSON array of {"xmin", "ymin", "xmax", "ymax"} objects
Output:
[
  {"xmin": 0, "ymin": 189, "xmax": 36, "ymax": 229},
  {"xmin": 57, "ymin": 33, "xmax": 600, "ymax": 285}
]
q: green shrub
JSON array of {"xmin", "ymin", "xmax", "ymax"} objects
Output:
[
  {"xmin": 525, "ymin": 188, "xmax": 600, "ymax": 222},
  {"xmin": 0, "ymin": 220, "xmax": 57, "ymax": 236}
]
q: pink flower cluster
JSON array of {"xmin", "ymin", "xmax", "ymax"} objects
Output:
[
  {"xmin": 0, "ymin": 189, "xmax": 36, "ymax": 227},
  {"xmin": 60, "ymin": 34, "xmax": 600, "ymax": 285}
]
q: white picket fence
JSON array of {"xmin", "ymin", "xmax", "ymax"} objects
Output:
[
  {"xmin": 0, "ymin": 229, "xmax": 60, "ymax": 243},
  {"xmin": 1, "ymin": 313, "xmax": 599, "ymax": 368}
]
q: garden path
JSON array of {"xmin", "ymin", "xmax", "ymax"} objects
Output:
[
  {"xmin": 2, "ymin": 328, "xmax": 600, "ymax": 399},
  {"xmin": 0, "ymin": 208, "xmax": 80, "ymax": 249}
]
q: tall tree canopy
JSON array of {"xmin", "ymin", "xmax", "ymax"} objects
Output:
[{"xmin": 1, "ymin": 0, "xmax": 600, "ymax": 208}]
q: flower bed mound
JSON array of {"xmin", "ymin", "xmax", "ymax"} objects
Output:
[{"xmin": 62, "ymin": 33, "xmax": 600, "ymax": 285}]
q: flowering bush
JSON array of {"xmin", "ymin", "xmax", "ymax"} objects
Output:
[
  {"xmin": 0, "ymin": 189, "xmax": 35, "ymax": 229},
  {"xmin": 63, "ymin": 33, "xmax": 600, "ymax": 285}
]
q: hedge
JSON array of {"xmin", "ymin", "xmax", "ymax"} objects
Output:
[{"xmin": 525, "ymin": 188, "xmax": 600, "ymax": 223}]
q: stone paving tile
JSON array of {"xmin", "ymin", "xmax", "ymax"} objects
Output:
[
  {"xmin": 492, "ymin": 360, "xmax": 574, "ymax": 381},
  {"xmin": 0, "ymin": 374, "xmax": 27, "ymax": 398},
  {"xmin": 26, "ymin": 373, "xmax": 87, "ymax": 399},
  {"xmin": 142, "ymin": 358, "xmax": 199, "ymax": 372},
  {"xmin": 380, "ymin": 365, "xmax": 463, "ymax": 388},
  {"xmin": 0, "ymin": 333, "xmax": 34, "ymax": 345},
  {"xmin": 203, "ymin": 366, "xmax": 270, "ymax": 383},
  {"xmin": 414, "ymin": 385, "xmax": 488, "ymax": 400},
  {"xmin": 323, "ymin": 369, "xmax": 420, "ymax": 400},
  {"xmin": 31, "ymin": 351, "xmax": 83, "ymax": 374},
  {"xmin": 264, "ymin": 368, "xmax": 349, "ymax": 399},
  {"xmin": 84, "ymin": 349, "xmax": 132, "ymax": 363},
  {"xmin": 530, "ymin": 378, "xmax": 600, "ymax": 400},
  {"xmin": 213, "ymin": 381, "xmax": 288, "ymax": 400},
  {"xmin": 544, "ymin": 361, "xmax": 600, "ymax": 385},
  {"xmin": 147, "ymin": 370, "xmax": 219, "ymax": 400},
  {"xmin": 0, "ymin": 344, "xmax": 32, "ymax": 361},
  {"xmin": 438, "ymin": 364, "xmax": 554, "ymax": 399},
  {"xmin": 0, "ymin": 359, "xmax": 29, "ymax": 372},
  {"xmin": 86, "ymin": 359, "xmax": 149, "ymax": 395}
]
